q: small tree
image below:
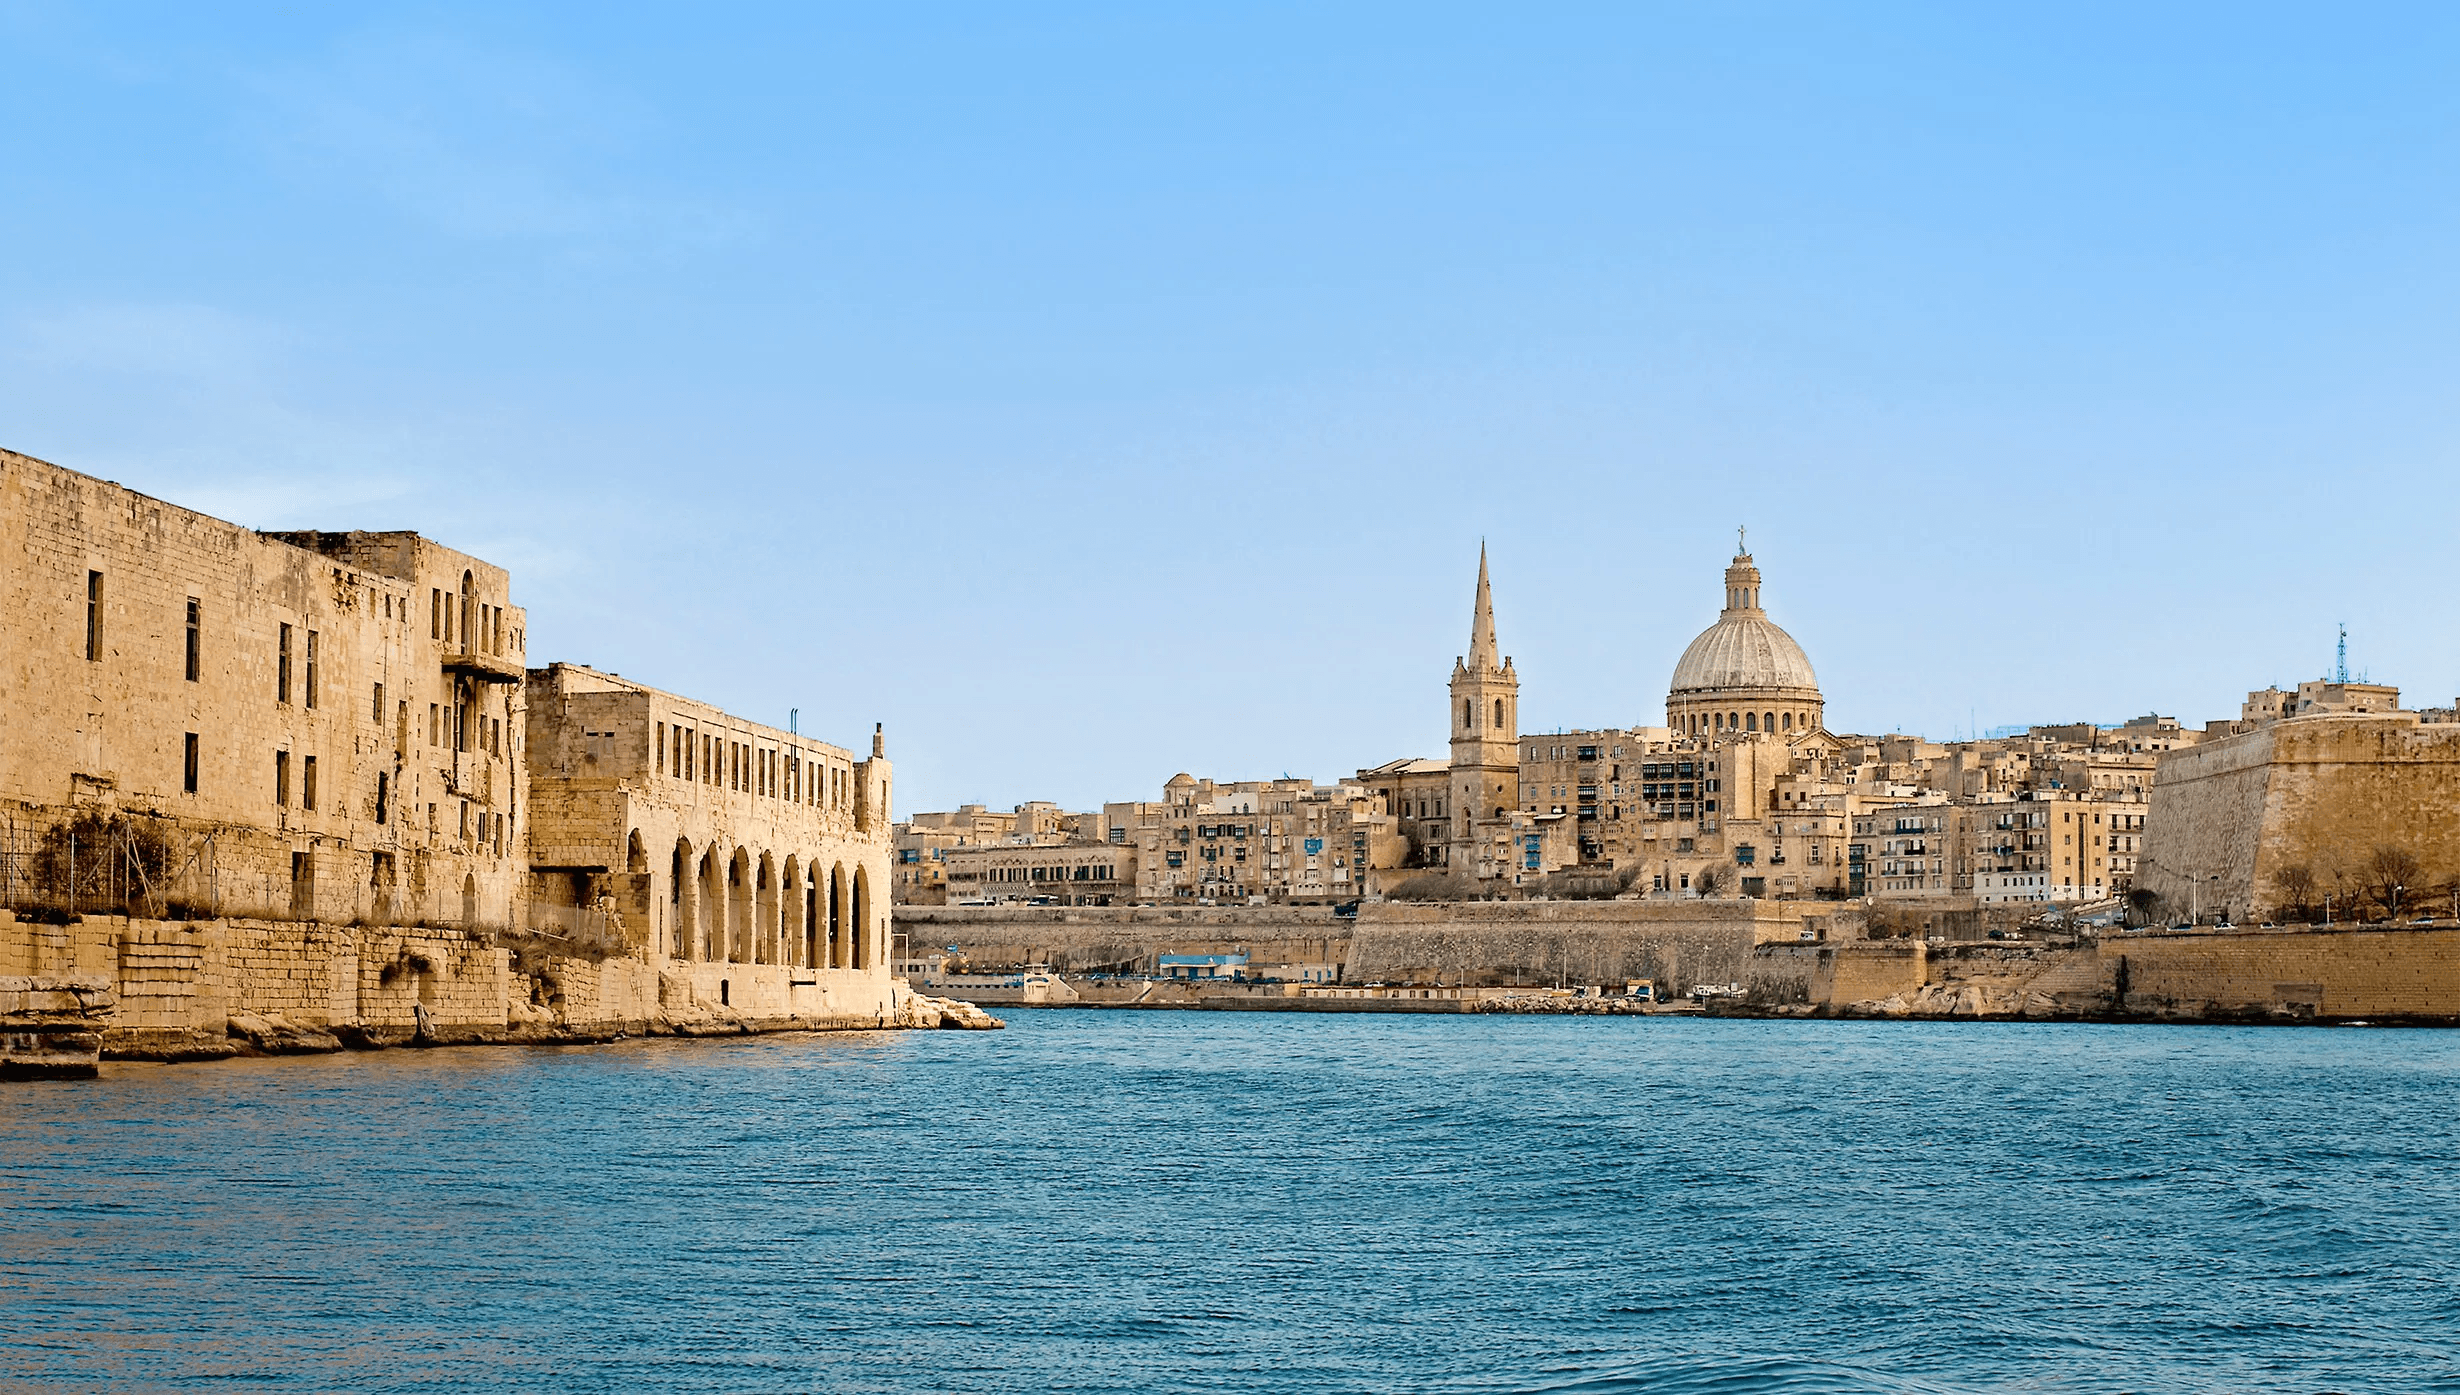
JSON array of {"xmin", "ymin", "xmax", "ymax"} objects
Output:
[
  {"xmin": 2271, "ymin": 864, "xmax": 2317, "ymax": 923},
  {"xmin": 2369, "ymin": 845, "xmax": 2423, "ymax": 921},
  {"xmin": 1692, "ymin": 864, "xmax": 1728, "ymax": 898}
]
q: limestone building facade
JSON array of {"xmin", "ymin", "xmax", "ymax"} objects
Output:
[
  {"xmin": 524, "ymin": 662, "xmax": 892, "ymax": 987},
  {"xmin": 0, "ymin": 447, "xmax": 526, "ymax": 929},
  {"xmin": 1, "ymin": 446, "xmax": 898, "ymax": 1022}
]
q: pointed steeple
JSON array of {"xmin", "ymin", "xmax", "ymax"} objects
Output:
[{"xmin": 1468, "ymin": 542, "xmax": 1498, "ymax": 669}]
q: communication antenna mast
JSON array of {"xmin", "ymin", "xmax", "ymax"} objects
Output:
[{"xmin": 2336, "ymin": 624, "xmax": 2348, "ymax": 684}]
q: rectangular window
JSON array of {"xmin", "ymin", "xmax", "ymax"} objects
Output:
[
  {"xmin": 183, "ymin": 733, "xmax": 199, "ymax": 794},
  {"xmin": 430, "ymin": 588, "xmax": 441, "ymax": 639},
  {"xmin": 656, "ymin": 723, "xmax": 666, "ymax": 772},
  {"xmin": 275, "ymin": 750, "xmax": 291, "ymax": 806},
  {"xmin": 459, "ymin": 801, "xmax": 470, "ymax": 840},
  {"xmin": 185, "ymin": 598, "xmax": 200, "ymax": 680},
  {"xmin": 303, "ymin": 755, "xmax": 318, "ymax": 812},
  {"xmin": 373, "ymin": 682, "xmax": 385, "ymax": 723},
  {"xmin": 85, "ymin": 570, "xmax": 104, "ymax": 661},
  {"xmin": 304, "ymin": 630, "xmax": 318, "ymax": 709},
  {"xmin": 428, "ymin": 703, "xmax": 440, "ymax": 746},
  {"xmin": 277, "ymin": 624, "xmax": 293, "ymax": 702}
]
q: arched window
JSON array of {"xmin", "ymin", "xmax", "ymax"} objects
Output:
[
  {"xmin": 1746, "ymin": 712, "xmax": 1758, "ymax": 732},
  {"xmin": 1782, "ymin": 712, "xmax": 1793, "ymax": 731},
  {"xmin": 1764, "ymin": 711, "xmax": 1775, "ymax": 733},
  {"xmin": 1464, "ymin": 698, "xmax": 1474, "ymax": 729},
  {"xmin": 1493, "ymin": 698, "xmax": 1504, "ymax": 729}
]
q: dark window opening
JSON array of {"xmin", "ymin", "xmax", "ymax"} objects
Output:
[
  {"xmin": 183, "ymin": 733, "xmax": 199, "ymax": 794},
  {"xmin": 85, "ymin": 571, "xmax": 103, "ymax": 661},
  {"xmin": 185, "ymin": 598, "xmax": 200, "ymax": 681}
]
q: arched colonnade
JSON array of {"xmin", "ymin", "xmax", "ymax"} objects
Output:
[{"xmin": 659, "ymin": 834, "xmax": 875, "ymax": 970}]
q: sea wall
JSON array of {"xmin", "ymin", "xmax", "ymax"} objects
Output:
[
  {"xmin": 1751, "ymin": 924, "xmax": 2460, "ymax": 1023},
  {"xmin": 0, "ymin": 908, "xmax": 905, "ymax": 1061},
  {"xmin": 901, "ymin": 899, "xmax": 1841, "ymax": 994}
]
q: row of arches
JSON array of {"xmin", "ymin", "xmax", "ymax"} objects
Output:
[{"xmin": 636, "ymin": 832, "xmax": 875, "ymax": 969}]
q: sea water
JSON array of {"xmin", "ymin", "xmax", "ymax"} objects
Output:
[{"xmin": 2, "ymin": 1012, "xmax": 2455, "ymax": 1393}]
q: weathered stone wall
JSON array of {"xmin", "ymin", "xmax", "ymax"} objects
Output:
[
  {"xmin": 0, "ymin": 907, "xmax": 902, "ymax": 1058},
  {"xmin": 2111, "ymin": 925, "xmax": 2460, "ymax": 1021},
  {"xmin": 1346, "ymin": 901, "xmax": 1807, "ymax": 991},
  {"xmin": 0, "ymin": 447, "xmax": 527, "ymax": 929},
  {"xmin": 899, "ymin": 899, "xmax": 1829, "ymax": 994},
  {"xmin": 895, "ymin": 904, "xmax": 1352, "ymax": 973},
  {"xmin": 2140, "ymin": 714, "xmax": 2460, "ymax": 922},
  {"xmin": 1760, "ymin": 924, "xmax": 2460, "ymax": 1023}
]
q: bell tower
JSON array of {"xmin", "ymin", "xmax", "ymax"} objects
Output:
[{"xmin": 1448, "ymin": 544, "xmax": 1519, "ymax": 865}]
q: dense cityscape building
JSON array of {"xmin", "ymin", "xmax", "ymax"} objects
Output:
[{"xmin": 898, "ymin": 542, "xmax": 2459, "ymax": 926}]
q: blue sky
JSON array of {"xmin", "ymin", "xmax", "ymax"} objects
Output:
[{"xmin": 4, "ymin": 3, "xmax": 2456, "ymax": 814}]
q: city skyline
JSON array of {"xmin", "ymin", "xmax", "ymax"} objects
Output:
[{"xmin": 4, "ymin": 5, "xmax": 2456, "ymax": 814}]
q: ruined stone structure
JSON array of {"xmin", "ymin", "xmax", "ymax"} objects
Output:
[
  {"xmin": 0, "ymin": 448, "xmax": 526, "ymax": 928},
  {"xmin": 0, "ymin": 446, "xmax": 903, "ymax": 1053},
  {"xmin": 526, "ymin": 663, "xmax": 893, "ymax": 1017}
]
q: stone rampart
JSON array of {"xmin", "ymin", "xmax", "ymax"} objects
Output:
[
  {"xmin": 894, "ymin": 904, "xmax": 1353, "ymax": 972},
  {"xmin": 1752, "ymin": 923, "xmax": 2460, "ymax": 1023},
  {"xmin": 2140, "ymin": 714, "xmax": 2460, "ymax": 922},
  {"xmin": 1346, "ymin": 900, "xmax": 1811, "ymax": 991}
]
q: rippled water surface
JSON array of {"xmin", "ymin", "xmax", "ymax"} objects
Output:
[{"xmin": 4, "ymin": 1012, "xmax": 2458, "ymax": 1393}]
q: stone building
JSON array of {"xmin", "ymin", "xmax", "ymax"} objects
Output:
[
  {"xmin": 1, "ymin": 445, "xmax": 898, "ymax": 1028},
  {"xmin": 940, "ymin": 841, "xmax": 1136, "ymax": 906},
  {"xmin": 1666, "ymin": 540, "xmax": 1825, "ymax": 739},
  {"xmin": 0, "ymin": 447, "xmax": 525, "ymax": 929},
  {"xmin": 1121, "ymin": 774, "xmax": 1400, "ymax": 904},
  {"xmin": 524, "ymin": 663, "xmax": 891, "ymax": 980}
]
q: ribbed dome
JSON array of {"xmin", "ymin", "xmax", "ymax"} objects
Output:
[{"xmin": 1669, "ymin": 616, "xmax": 1819, "ymax": 694}]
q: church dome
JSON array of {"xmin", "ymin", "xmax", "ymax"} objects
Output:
[
  {"xmin": 1666, "ymin": 545, "xmax": 1824, "ymax": 736},
  {"xmin": 1669, "ymin": 614, "xmax": 1818, "ymax": 694}
]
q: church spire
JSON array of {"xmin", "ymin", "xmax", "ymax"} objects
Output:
[{"xmin": 1468, "ymin": 542, "xmax": 1498, "ymax": 669}]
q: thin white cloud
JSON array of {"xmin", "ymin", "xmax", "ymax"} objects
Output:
[{"xmin": 239, "ymin": 31, "xmax": 758, "ymax": 251}]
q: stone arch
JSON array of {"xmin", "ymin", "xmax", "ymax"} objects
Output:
[
  {"xmin": 728, "ymin": 848, "xmax": 752, "ymax": 964},
  {"xmin": 829, "ymin": 862, "xmax": 848, "ymax": 968},
  {"xmin": 781, "ymin": 854, "xmax": 803, "ymax": 967},
  {"xmin": 672, "ymin": 837, "xmax": 696, "ymax": 960},
  {"xmin": 852, "ymin": 866, "xmax": 873, "ymax": 971},
  {"xmin": 699, "ymin": 848, "xmax": 724, "ymax": 961},
  {"xmin": 804, "ymin": 863, "xmax": 821, "ymax": 967},
  {"xmin": 627, "ymin": 829, "xmax": 648, "ymax": 874},
  {"xmin": 461, "ymin": 872, "xmax": 478, "ymax": 926},
  {"xmin": 755, "ymin": 852, "xmax": 778, "ymax": 964}
]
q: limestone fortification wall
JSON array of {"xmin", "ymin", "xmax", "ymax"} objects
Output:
[
  {"xmin": 2110, "ymin": 925, "xmax": 2460, "ymax": 1020},
  {"xmin": 2140, "ymin": 714, "xmax": 2460, "ymax": 922},
  {"xmin": 894, "ymin": 904, "xmax": 1351, "ymax": 972},
  {"xmin": 1752, "ymin": 924, "xmax": 2460, "ymax": 1023},
  {"xmin": 900, "ymin": 899, "xmax": 1839, "ymax": 993},
  {"xmin": 1346, "ymin": 901, "xmax": 1812, "ymax": 990}
]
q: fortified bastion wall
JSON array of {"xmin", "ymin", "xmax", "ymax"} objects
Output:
[{"xmin": 899, "ymin": 899, "xmax": 1843, "ymax": 992}]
